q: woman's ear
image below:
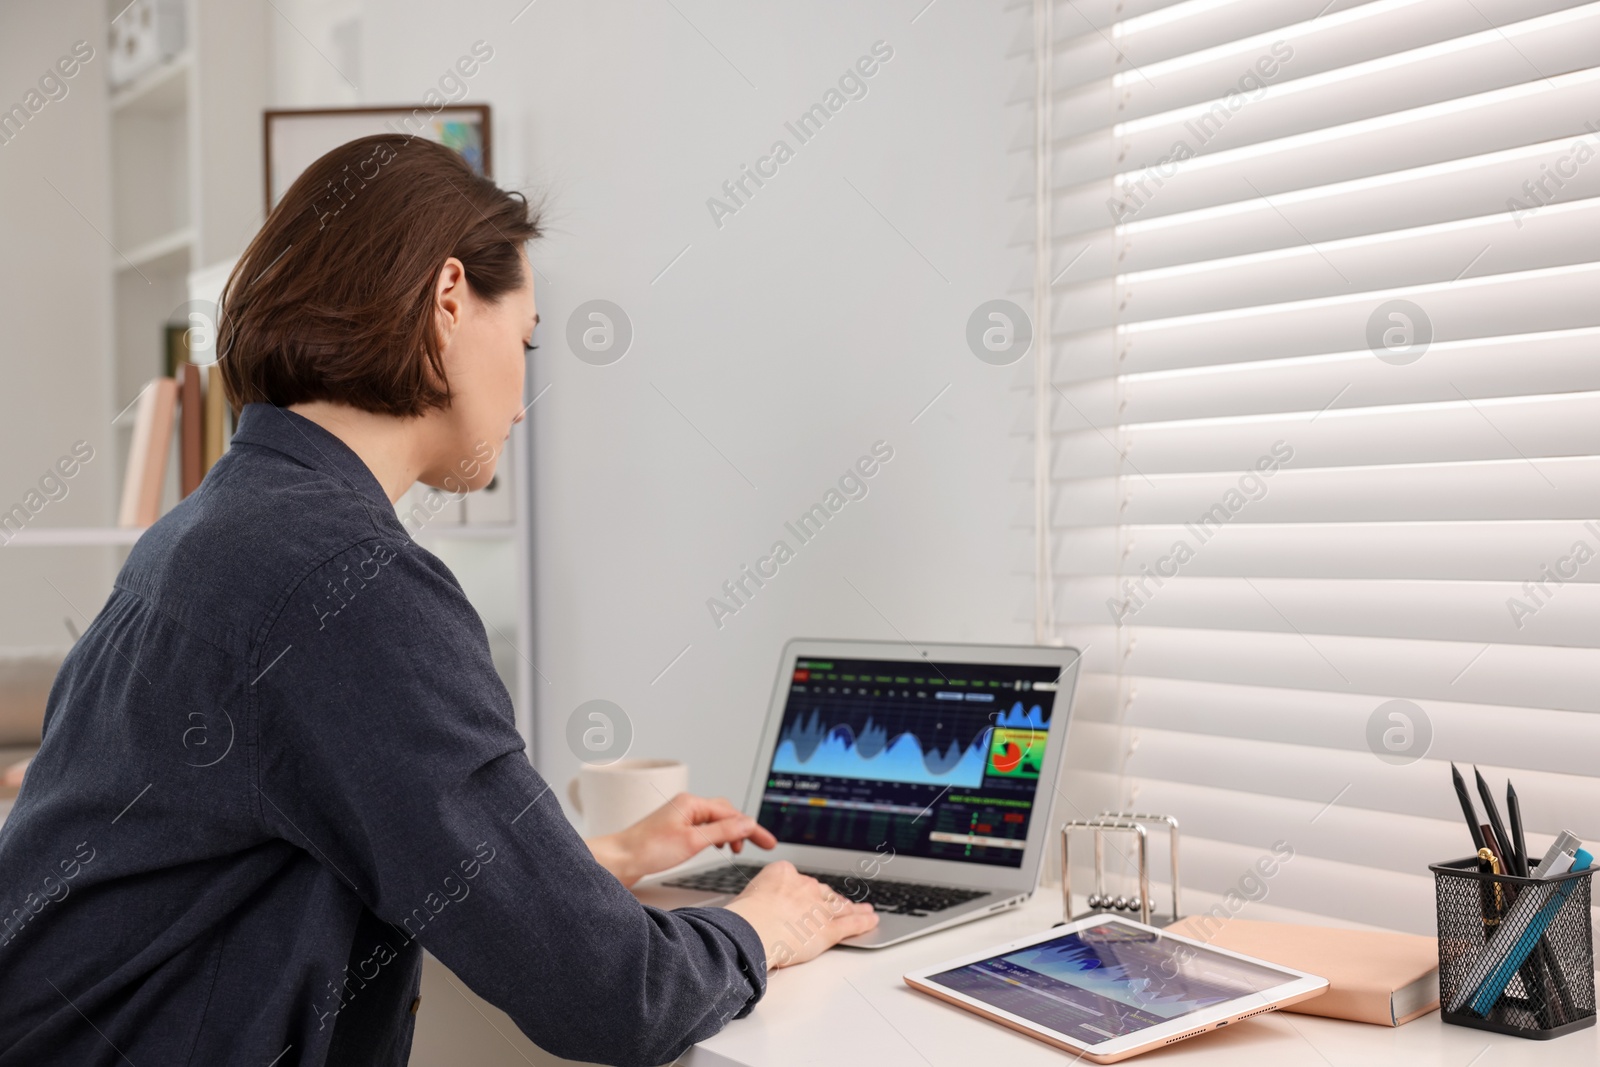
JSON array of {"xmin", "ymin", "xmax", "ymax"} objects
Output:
[{"xmin": 433, "ymin": 256, "xmax": 468, "ymax": 349}]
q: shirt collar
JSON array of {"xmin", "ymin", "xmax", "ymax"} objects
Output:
[{"xmin": 230, "ymin": 403, "xmax": 395, "ymax": 512}]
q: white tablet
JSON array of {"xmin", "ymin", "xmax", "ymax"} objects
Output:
[{"xmin": 904, "ymin": 915, "xmax": 1328, "ymax": 1063}]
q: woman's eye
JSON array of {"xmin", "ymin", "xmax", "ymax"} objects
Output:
[{"xmin": 523, "ymin": 342, "xmax": 539, "ymax": 354}]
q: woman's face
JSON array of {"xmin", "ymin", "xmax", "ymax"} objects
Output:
[{"xmin": 425, "ymin": 250, "xmax": 537, "ymax": 493}]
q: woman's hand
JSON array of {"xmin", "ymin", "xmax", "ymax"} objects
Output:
[
  {"xmin": 586, "ymin": 792, "xmax": 777, "ymax": 889},
  {"xmin": 723, "ymin": 861, "xmax": 878, "ymax": 969}
]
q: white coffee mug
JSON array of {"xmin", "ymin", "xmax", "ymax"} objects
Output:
[{"xmin": 566, "ymin": 758, "xmax": 689, "ymax": 838}]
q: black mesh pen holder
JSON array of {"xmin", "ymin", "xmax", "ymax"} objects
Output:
[{"xmin": 1431, "ymin": 857, "xmax": 1596, "ymax": 1039}]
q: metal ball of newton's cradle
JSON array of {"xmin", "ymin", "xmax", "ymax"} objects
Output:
[
  {"xmin": 1112, "ymin": 895, "xmax": 1129, "ymax": 911},
  {"xmin": 1127, "ymin": 896, "xmax": 1142, "ymax": 913},
  {"xmin": 1087, "ymin": 892, "xmax": 1103, "ymax": 909}
]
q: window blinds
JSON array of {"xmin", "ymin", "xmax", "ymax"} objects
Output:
[{"xmin": 1022, "ymin": 0, "xmax": 1600, "ymax": 934}]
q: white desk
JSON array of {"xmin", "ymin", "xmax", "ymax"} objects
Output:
[{"xmin": 684, "ymin": 892, "xmax": 1598, "ymax": 1067}]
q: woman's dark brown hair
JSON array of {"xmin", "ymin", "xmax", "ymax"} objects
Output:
[{"xmin": 216, "ymin": 134, "xmax": 541, "ymax": 417}]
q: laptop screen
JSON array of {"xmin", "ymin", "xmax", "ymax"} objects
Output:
[{"xmin": 755, "ymin": 655, "xmax": 1066, "ymax": 869}]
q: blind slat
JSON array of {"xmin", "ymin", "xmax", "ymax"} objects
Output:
[
  {"xmin": 1119, "ymin": 676, "xmax": 1600, "ymax": 775},
  {"xmin": 1036, "ymin": 520, "xmax": 1600, "ymax": 583},
  {"xmin": 1116, "ymin": 736, "xmax": 1596, "ymax": 868},
  {"xmin": 1081, "ymin": 71, "xmax": 1600, "ymax": 222},
  {"xmin": 1059, "ymin": 635, "xmax": 1600, "ymax": 714},
  {"xmin": 1088, "ymin": 392, "xmax": 1600, "ymax": 469},
  {"xmin": 1049, "ymin": 459, "xmax": 1600, "ymax": 524},
  {"xmin": 1105, "ymin": 265, "xmax": 1600, "ymax": 373},
  {"xmin": 1115, "ymin": 199, "xmax": 1600, "ymax": 322},
  {"xmin": 1117, "ymin": 329, "xmax": 1600, "ymax": 423},
  {"xmin": 1104, "ymin": 136, "xmax": 1600, "ymax": 272},
  {"xmin": 1113, "ymin": 0, "xmax": 1593, "ymax": 125},
  {"xmin": 1111, "ymin": 6, "xmax": 1600, "ymax": 173},
  {"xmin": 1053, "ymin": 575, "xmax": 1600, "ymax": 645}
]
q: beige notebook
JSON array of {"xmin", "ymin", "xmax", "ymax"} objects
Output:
[
  {"xmin": 202, "ymin": 362, "xmax": 227, "ymax": 473},
  {"xmin": 118, "ymin": 377, "xmax": 178, "ymax": 527},
  {"xmin": 1166, "ymin": 915, "xmax": 1439, "ymax": 1026}
]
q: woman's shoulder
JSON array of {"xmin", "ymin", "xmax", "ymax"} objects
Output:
[{"xmin": 117, "ymin": 443, "xmax": 420, "ymax": 653}]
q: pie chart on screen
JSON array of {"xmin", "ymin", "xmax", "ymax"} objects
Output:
[
  {"xmin": 987, "ymin": 726, "xmax": 1046, "ymax": 779},
  {"xmin": 992, "ymin": 739, "xmax": 1023, "ymax": 773}
]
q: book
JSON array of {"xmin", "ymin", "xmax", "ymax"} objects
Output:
[
  {"xmin": 202, "ymin": 363, "xmax": 227, "ymax": 474},
  {"xmin": 1165, "ymin": 915, "xmax": 1439, "ymax": 1026},
  {"xmin": 177, "ymin": 362, "xmax": 202, "ymax": 497},
  {"xmin": 164, "ymin": 323, "xmax": 189, "ymax": 379},
  {"xmin": 1, "ymin": 755, "xmax": 29, "ymax": 798},
  {"xmin": 117, "ymin": 377, "xmax": 178, "ymax": 527}
]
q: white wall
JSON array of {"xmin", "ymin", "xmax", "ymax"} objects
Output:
[
  {"xmin": 0, "ymin": 0, "xmax": 116, "ymax": 647},
  {"xmin": 522, "ymin": 5, "xmax": 1032, "ymax": 808},
  {"xmin": 351, "ymin": 0, "xmax": 1036, "ymax": 818}
]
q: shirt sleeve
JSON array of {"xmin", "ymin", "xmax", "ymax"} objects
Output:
[{"xmin": 251, "ymin": 536, "xmax": 767, "ymax": 1066}]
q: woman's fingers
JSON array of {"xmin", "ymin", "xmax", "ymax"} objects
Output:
[
  {"xmin": 730, "ymin": 817, "xmax": 775, "ymax": 849},
  {"xmin": 671, "ymin": 798, "xmax": 778, "ymax": 857},
  {"xmin": 674, "ymin": 792, "xmax": 742, "ymax": 827},
  {"xmin": 695, "ymin": 814, "xmax": 758, "ymax": 847},
  {"xmin": 692, "ymin": 812, "xmax": 777, "ymax": 850},
  {"xmin": 838, "ymin": 902, "xmax": 879, "ymax": 936}
]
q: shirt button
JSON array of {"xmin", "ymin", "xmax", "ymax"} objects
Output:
[{"xmin": 410, "ymin": 996, "xmax": 422, "ymax": 1015}]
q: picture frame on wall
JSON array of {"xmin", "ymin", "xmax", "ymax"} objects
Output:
[{"xmin": 262, "ymin": 104, "xmax": 492, "ymax": 214}]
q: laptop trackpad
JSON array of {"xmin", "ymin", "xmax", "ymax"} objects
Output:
[{"xmin": 631, "ymin": 882, "xmax": 732, "ymax": 910}]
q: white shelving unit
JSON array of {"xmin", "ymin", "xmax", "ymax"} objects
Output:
[
  {"xmin": 20, "ymin": 2, "xmax": 539, "ymax": 757},
  {"xmin": 102, "ymin": 0, "xmax": 267, "ymax": 523},
  {"xmin": 5, "ymin": 529, "xmax": 146, "ymax": 548},
  {"xmin": 14, "ymin": 1, "xmax": 264, "ymax": 549}
]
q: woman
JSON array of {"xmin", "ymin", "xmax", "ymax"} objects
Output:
[{"xmin": 0, "ymin": 135, "xmax": 875, "ymax": 1066}]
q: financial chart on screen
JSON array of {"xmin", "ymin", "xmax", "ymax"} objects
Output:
[{"xmin": 756, "ymin": 656, "xmax": 1065, "ymax": 868}]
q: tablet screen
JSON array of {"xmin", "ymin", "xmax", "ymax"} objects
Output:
[{"xmin": 926, "ymin": 921, "xmax": 1296, "ymax": 1046}]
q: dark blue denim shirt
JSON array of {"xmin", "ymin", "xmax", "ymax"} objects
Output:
[{"xmin": 0, "ymin": 403, "xmax": 766, "ymax": 1066}]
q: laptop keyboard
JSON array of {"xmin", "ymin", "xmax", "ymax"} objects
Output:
[{"xmin": 660, "ymin": 863, "xmax": 990, "ymax": 916}]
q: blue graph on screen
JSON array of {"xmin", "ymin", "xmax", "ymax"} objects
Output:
[
  {"xmin": 770, "ymin": 701, "xmax": 1052, "ymax": 786},
  {"xmin": 772, "ymin": 709, "xmax": 991, "ymax": 786},
  {"xmin": 995, "ymin": 702, "xmax": 1049, "ymax": 729}
]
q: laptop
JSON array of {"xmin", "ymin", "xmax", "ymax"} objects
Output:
[{"xmin": 630, "ymin": 638, "xmax": 1081, "ymax": 948}]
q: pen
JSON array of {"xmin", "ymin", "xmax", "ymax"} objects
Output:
[
  {"xmin": 1478, "ymin": 841, "xmax": 1505, "ymax": 918},
  {"xmin": 1451, "ymin": 764, "xmax": 1499, "ymax": 942},
  {"xmin": 1480, "ymin": 824, "xmax": 1508, "ymax": 878}
]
